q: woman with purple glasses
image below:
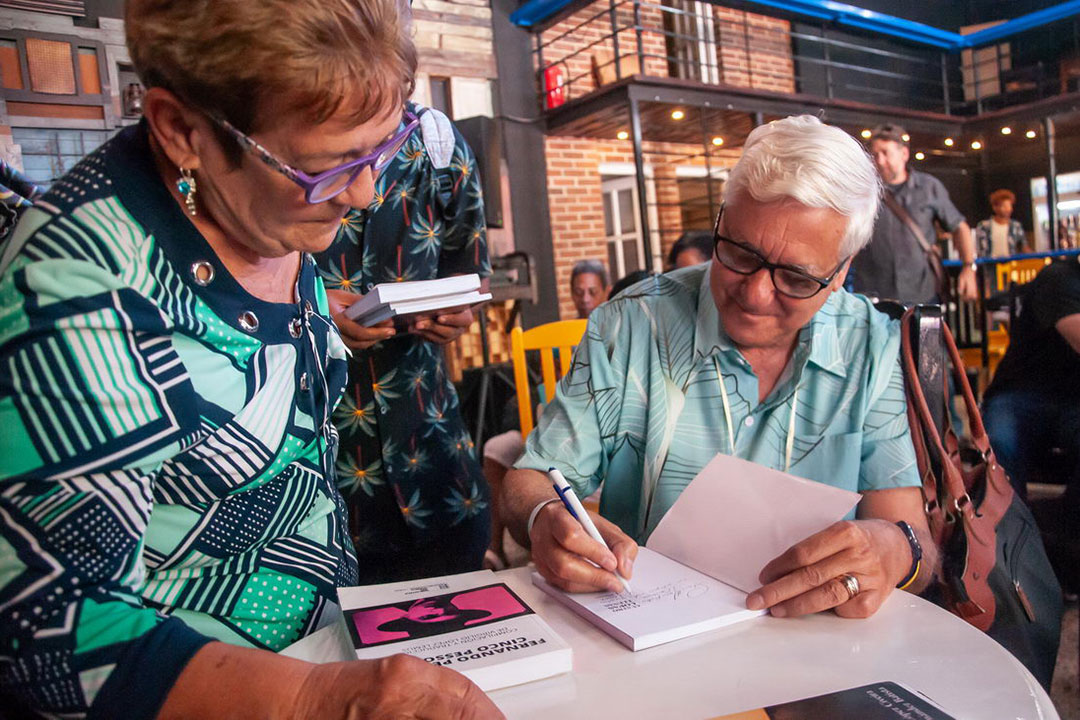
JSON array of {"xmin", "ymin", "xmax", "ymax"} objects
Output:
[{"xmin": 0, "ymin": 1, "xmax": 501, "ymax": 718}]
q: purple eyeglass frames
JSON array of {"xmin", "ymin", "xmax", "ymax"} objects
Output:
[{"xmin": 212, "ymin": 109, "xmax": 420, "ymax": 204}]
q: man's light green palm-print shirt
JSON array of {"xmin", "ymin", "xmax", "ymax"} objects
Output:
[{"xmin": 516, "ymin": 264, "xmax": 920, "ymax": 541}]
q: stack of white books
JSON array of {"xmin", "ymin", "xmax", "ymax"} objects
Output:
[{"xmin": 344, "ymin": 274, "xmax": 491, "ymax": 327}]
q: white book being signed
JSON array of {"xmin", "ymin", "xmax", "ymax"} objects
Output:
[{"xmin": 532, "ymin": 454, "xmax": 860, "ymax": 651}]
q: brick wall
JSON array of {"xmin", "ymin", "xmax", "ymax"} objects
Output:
[
  {"xmin": 536, "ymin": 2, "xmax": 796, "ymax": 106},
  {"xmin": 536, "ymin": 2, "xmax": 798, "ymax": 317},
  {"xmin": 545, "ymin": 135, "xmax": 740, "ymax": 319},
  {"xmin": 714, "ymin": 7, "xmax": 795, "ymax": 93},
  {"xmin": 539, "ymin": 2, "xmax": 667, "ymax": 105},
  {"xmin": 654, "ymin": 162, "xmax": 684, "ymax": 258}
]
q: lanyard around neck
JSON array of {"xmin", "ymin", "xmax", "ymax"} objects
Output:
[{"xmin": 714, "ymin": 357, "xmax": 799, "ymax": 473}]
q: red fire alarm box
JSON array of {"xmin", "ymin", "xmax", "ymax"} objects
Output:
[{"xmin": 543, "ymin": 64, "xmax": 566, "ymax": 109}]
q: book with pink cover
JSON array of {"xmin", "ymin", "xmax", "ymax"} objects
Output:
[
  {"xmin": 533, "ymin": 454, "xmax": 861, "ymax": 651},
  {"xmin": 338, "ymin": 570, "xmax": 571, "ymax": 691}
]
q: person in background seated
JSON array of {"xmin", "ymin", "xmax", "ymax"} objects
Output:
[
  {"xmin": 975, "ymin": 189, "xmax": 1028, "ymax": 259},
  {"xmin": 983, "ymin": 259, "xmax": 1080, "ymax": 514},
  {"xmin": 502, "ymin": 115, "xmax": 937, "ymax": 620},
  {"xmin": 0, "ymin": 1, "xmax": 501, "ymax": 718},
  {"xmin": 667, "ymin": 230, "xmax": 714, "ymax": 269},
  {"xmin": 609, "ymin": 269, "xmax": 656, "ymax": 300},
  {"xmin": 482, "ymin": 259, "xmax": 613, "ymax": 566},
  {"xmin": 570, "ymin": 258, "xmax": 611, "ymax": 319}
]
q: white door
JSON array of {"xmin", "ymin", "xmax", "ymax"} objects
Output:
[
  {"xmin": 601, "ymin": 176, "xmax": 646, "ymax": 279},
  {"xmin": 666, "ymin": 0, "xmax": 720, "ymax": 84}
]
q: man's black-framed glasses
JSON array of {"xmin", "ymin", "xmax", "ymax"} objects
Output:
[{"xmin": 711, "ymin": 205, "xmax": 848, "ymax": 299}]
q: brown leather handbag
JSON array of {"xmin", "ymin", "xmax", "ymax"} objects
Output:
[{"xmin": 899, "ymin": 307, "xmax": 1062, "ymax": 688}]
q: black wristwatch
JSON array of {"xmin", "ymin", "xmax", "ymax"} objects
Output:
[{"xmin": 895, "ymin": 520, "xmax": 923, "ymax": 590}]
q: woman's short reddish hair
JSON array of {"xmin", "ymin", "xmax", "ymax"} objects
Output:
[
  {"xmin": 990, "ymin": 188, "xmax": 1016, "ymax": 207},
  {"xmin": 126, "ymin": 0, "xmax": 417, "ymax": 135}
]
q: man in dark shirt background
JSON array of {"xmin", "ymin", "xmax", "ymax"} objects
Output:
[
  {"xmin": 982, "ymin": 260, "xmax": 1080, "ymax": 523},
  {"xmin": 852, "ymin": 124, "xmax": 978, "ymax": 304}
]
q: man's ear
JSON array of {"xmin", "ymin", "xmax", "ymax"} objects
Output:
[
  {"xmin": 141, "ymin": 86, "xmax": 206, "ymax": 171},
  {"xmin": 831, "ymin": 257, "xmax": 854, "ymax": 292}
]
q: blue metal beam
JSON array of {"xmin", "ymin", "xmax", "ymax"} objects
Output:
[
  {"xmin": 742, "ymin": 0, "xmax": 960, "ymax": 48},
  {"xmin": 509, "ymin": 0, "xmax": 1080, "ymax": 52},
  {"xmin": 962, "ymin": 0, "xmax": 1080, "ymax": 47},
  {"xmin": 509, "ymin": 0, "xmax": 577, "ymax": 28}
]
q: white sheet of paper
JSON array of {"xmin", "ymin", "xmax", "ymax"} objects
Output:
[
  {"xmin": 280, "ymin": 617, "xmax": 353, "ymax": 663},
  {"xmin": 646, "ymin": 453, "xmax": 861, "ymax": 593}
]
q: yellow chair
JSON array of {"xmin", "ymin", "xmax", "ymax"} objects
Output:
[
  {"xmin": 994, "ymin": 257, "xmax": 1051, "ymax": 291},
  {"xmin": 510, "ymin": 319, "xmax": 588, "ymax": 437},
  {"xmin": 486, "ymin": 319, "xmax": 588, "ymax": 564},
  {"xmin": 983, "ymin": 258, "xmax": 1052, "ymax": 376}
]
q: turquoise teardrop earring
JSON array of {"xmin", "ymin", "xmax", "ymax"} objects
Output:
[{"xmin": 177, "ymin": 167, "xmax": 197, "ymax": 216}]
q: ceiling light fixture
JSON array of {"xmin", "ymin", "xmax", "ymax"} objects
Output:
[
  {"xmin": 970, "ymin": 140, "xmax": 983, "ymax": 150},
  {"xmin": 617, "ymin": 130, "xmax": 629, "ymax": 140},
  {"xmin": 671, "ymin": 109, "xmax": 685, "ymax": 120},
  {"xmin": 1001, "ymin": 126, "xmax": 1012, "ymax": 135},
  {"xmin": 711, "ymin": 136, "xmax": 724, "ymax": 146},
  {"xmin": 1026, "ymin": 130, "xmax": 1037, "ymax": 139},
  {"xmin": 944, "ymin": 137, "xmax": 954, "ymax": 147},
  {"xmin": 914, "ymin": 151, "xmax": 926, "ymax": 160},
  {"xmin": 860, "ymin": 129, "xmax": 872, "ymax": 139}
]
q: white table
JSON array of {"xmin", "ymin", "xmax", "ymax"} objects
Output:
[{"xmin": 488, "ymin": 567, "xmax": 1058, "ymax": 720}]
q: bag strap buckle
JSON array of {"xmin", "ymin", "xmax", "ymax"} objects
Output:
[{"xmin": 951, "ymin": 492, "xmax": 972, "ymax": 515}]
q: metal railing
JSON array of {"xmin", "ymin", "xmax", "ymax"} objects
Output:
[{"xmin": 534, "ymin": 0, "xmax": 1080, "ymax": 117}]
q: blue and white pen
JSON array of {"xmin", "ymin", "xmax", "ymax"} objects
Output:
[{"xmin": 547, "ymin": 467, "xmax": 633, "ymax": 594}]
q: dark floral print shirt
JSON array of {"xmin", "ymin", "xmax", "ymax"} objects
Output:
[{"xmin": 315, "ymin": 104, "xmax": 492, "ymax": 558}]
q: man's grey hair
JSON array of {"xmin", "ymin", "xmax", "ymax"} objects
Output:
[
  {"xmin": 725, "ymin": 115, "xmax": 882, "ymax": 257},
  {"xmin": 571, "ymin": 259, "xmax": 609, "ymax": 287}
]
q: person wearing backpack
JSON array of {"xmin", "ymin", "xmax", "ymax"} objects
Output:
[{"xmin": 315, "ymin": 99, "xmax": 493, "ymax": 585}]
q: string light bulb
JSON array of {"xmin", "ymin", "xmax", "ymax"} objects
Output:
[
  {"xmin": 944, "ymin": 137, "xmax": 954, "ymax": 147},
  {"xmin": 711, "ymin": 136, "xmax": 724, "ymax": 146},
  {"xmin": 671, "ymin": 109, "xmax": 685, "ymax": 120},
  {"xmin": 1001, "ymin": 126, "xmax": 1012, "ymax": 135},
  {"xmin": 970, "ymin": 140, "xmax": 983, "ymax": 150},
  {"xmin": 1026, "ymin": 130, "xmax": 1037, "ymax": 139},
  {"xmin": 901, "ymin": 133, "xmax": 911, "ymax": 142},
  {"xmin": 860, "ymin": 129, "xmax": 872, "ymax": 139},
  {"xmin": 915, "ymin": 151, "xmax": 926, "ymax": 160},
  {"xmin": 617, "ymin": 130, "xmax": 629, "ymax": 140}
]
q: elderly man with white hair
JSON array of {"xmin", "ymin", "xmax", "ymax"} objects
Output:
[{"xmin": 502, "ymin": 115, "xmax": 936, "ymax": 620}]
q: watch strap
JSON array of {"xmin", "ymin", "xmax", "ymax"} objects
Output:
[{"xmin": 895, "ymin": 520, "xmax": 923, "ymax": 590}]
